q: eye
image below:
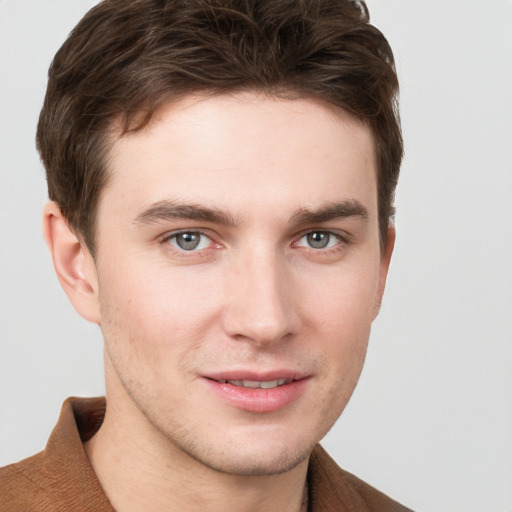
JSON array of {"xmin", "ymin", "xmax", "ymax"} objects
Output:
[
  {"xmin": 297, "ymin": 231, "xmax": 341, "ymax": 249},
  {"xmin": 167, "ymin": 231, "xmax": 212, "ymax": 251}
]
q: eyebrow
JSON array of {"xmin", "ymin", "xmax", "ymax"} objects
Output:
[
  {"xmin": 290, "ymin": 200, "xmax": 369, "ymax": 226},
  {"xmin": 134, "ymin": 200, "xmax": 238, "ymax": 226},
  {"xmin": 134, "ymin": 198, "xmax": 368, "ymax": 228}
]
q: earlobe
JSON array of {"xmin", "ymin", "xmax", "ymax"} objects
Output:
[
  {"xmin": 42, "ymin": 202, "xmax": 101, "ymax": 324},
  {"xmin": 373, "ymin": 225, "xmax": 396, "ymax": 320}
]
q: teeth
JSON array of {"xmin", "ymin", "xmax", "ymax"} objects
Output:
[
  {"xmin": 258, "ymin": 380, "xmax": 278, "ymax": 389},
  {"xmin": 243, "ymin": 380, "xmax": 262, "ymax": 388},
  {"xmin": 217, "ymin": 378, "xmax": 291, "ymax": 389}
]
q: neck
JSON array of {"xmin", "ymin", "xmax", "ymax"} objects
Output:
[{"xmin": 84, "ymin": 381, "xmax": 309, "ymax": 512}]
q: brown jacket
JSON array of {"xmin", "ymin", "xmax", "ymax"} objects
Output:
[{"xmin": 0, "ymin": 397, "xmax": 412, "ymax": 511}]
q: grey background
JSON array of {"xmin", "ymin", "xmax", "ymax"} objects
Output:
[{"xmin": 1, "ymin": 1, "xmax": 511, "ymax": 511}]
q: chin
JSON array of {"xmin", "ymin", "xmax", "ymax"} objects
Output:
[
  {"xmin": 189, "ymin": 443, "xmax": 313, "ymax": 477},
  {"xmin": 193, "ymin": 420, "xmax": 321, "ymax": 476}
]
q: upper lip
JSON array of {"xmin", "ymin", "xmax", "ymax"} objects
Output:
[{"xmin": 203, "ymin": 370, "xmax": 308, "ymax": 382}]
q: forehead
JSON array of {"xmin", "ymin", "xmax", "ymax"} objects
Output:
[{"xmin": 101, "ymin": 91, "xmax": 377, "ymax": 222}]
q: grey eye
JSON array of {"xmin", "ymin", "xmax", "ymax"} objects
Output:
[
  {"xmin": 173, "ymin": 232, "xmax": 203, "ymax": 251},
  {"xmin": 306, "ymin": 232, "xmax": 330, "ymax": 249}
]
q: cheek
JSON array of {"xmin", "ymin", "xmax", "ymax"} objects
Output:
[
  {"xmin": 302, "ymin": 261, "xmax": 380, "ymax": 332},
  {"xmin": 301, "ymin": 262, "xmax": 379, "ymax": 380},
  {"xmin": 97, "ymin": 263, "xmax": 223, "ymax": 359}
]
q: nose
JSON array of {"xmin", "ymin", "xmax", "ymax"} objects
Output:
[{"xmin": 221, "ymin": 249, "xmax": 299, "ymax": 346}]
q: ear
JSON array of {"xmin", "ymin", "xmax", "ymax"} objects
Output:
[
  {"xmin": 372, "ymin": 225, "xmax": 396, "ymax": 320},
  {"xmin": 42, "ymin": 202, "xmax": 101, "ymax": 324}
]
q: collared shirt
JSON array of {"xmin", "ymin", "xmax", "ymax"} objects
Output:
[{"xmin": 0, "ymin": 397, "xmax": 412, "ymax": 511}]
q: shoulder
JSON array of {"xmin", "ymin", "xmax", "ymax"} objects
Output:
[
  {"xmin": 0, "ymin": 450, "xmax": 112, "ymax": 512},
  {"xmin": 309, "ymin": 445, "xmax": 413, "ymax": 512},
  {"xmin": 0, "ymin": 397, "xmax": 113, "ymax": 512},
  {"xmin": 0, "ymin": 452, "xmax": 53, "ymax": 511}
]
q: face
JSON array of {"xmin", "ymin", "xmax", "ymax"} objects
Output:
[{"xmin": 88, "ymin": 91, "xmax": 392, "ymax": 476}]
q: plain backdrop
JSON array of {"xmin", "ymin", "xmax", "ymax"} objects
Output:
[{"xmin": 1, "ymin": 1, "xmax": 511, "ymax": 511}]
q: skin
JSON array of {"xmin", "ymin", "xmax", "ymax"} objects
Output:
[{"xmin": 43, "ymin": 91, "xmax": 394, "ymax": 512}]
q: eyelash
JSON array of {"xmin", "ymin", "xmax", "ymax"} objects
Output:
[
  {"xmin": 162, "ymin": 230, "xmax": 217, "ymax": 255},
  {"xmin": 295, "ymin": 230, "xmax": 345, "ymax": 251},
  {"xmin": 161, "ymin": 228, "xmax": 349, "ymax": 256}
]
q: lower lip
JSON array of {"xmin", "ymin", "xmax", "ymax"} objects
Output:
[{"xmin": 203, "ymin": 378, "xmax": 309, "ymax": 413}]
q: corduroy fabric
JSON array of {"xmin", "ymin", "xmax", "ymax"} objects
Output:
[{"xmin": 1, "ymin": 397, "xmax": 412, "ymax": 511}]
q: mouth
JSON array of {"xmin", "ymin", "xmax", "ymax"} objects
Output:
[
  {"xmin": 203, "ymin": 372, "xmax": 309, "ymax": 413},
  {"xmin": 213, "ymin": 378, "xmax": 292, "ymax": 389}
]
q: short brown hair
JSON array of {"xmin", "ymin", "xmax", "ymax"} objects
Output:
[{"xmin": 37, "ymin": 0, "xmax": 402, "ymax": 254}]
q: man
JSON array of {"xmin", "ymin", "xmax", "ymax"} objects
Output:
[{"xmin": 0, "ymin": 0, "xmax": 410, "ymax": 510}]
